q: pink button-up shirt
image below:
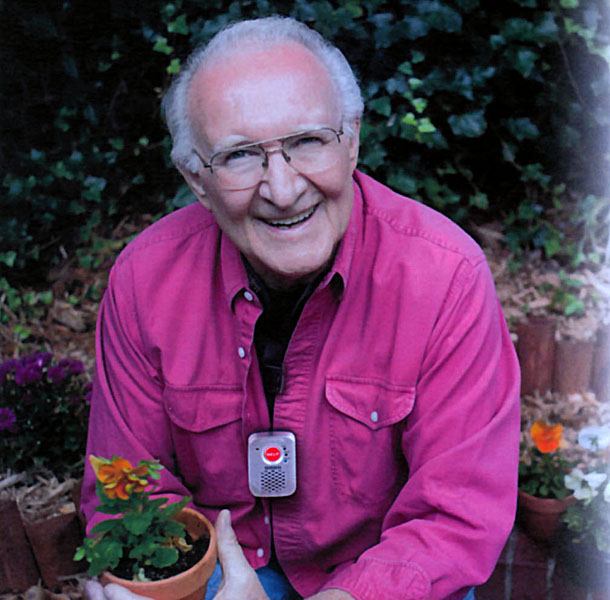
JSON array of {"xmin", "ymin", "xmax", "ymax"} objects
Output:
[{"xmin": 83, "ymin": 170, "xmax": 520, "ymax": 600}]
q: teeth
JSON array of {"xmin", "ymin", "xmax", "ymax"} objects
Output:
[{"xmin": 265, "ymin": 206, "xmax": 316, "ymax": 227}]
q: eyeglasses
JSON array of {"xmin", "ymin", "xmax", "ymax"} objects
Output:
[{"xmin": 193, "ymin": 127, "xmax": 344, "ymax": 191}]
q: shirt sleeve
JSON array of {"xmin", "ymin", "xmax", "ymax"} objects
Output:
[
  {"xmin": 81, "ymin": 262, "xmax": 192, "ymax": 532},
  {"xmin": 320, "ymin": 257, "xmax": 521, "ymax": 600}
]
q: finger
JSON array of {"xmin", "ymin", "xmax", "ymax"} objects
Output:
[
  {"xmin": 104, "ymin": 583, "xmax": 153, "ymax": 600},
  {"xmin": 84, "ymin": 580, "xmax": 106, "ymax": 600},
  {"xmin": 214, "ymin": 509, "xmax": 252, "ymax": 577}
]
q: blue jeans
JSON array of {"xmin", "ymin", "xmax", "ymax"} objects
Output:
[{"xmin": 204, "ymin": 563, "xmax": 476, "ymax": 599}]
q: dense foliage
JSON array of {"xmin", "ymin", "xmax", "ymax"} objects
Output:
[
  {"xmin": 0, "ymin": 352, "xmax": 91, "ymax": 476},
  {"xmin": 1, "ymin": 0, "xmax": 608, "ymax": 284}
]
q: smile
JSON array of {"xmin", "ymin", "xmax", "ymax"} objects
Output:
[{"xmin": 262, "ymin": 205, "xmax": 317, "ymax": 228}]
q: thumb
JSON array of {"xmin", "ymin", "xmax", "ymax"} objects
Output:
[{"xmin": 214, "ymin": 509, "xmax": 251, "ymax": 576}]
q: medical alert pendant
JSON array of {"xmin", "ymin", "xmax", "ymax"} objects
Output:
[{"xmin": 248, "ymin": 431, "xmax": 297, "ymax": 497}]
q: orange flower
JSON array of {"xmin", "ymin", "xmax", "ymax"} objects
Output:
[
  {"xmin": 530, "ymin": 421, "xmax": 563, "ymax": 453},
  {"xmin": 89, "ymin": 455, "xmax": 150, "ymax": 500}
]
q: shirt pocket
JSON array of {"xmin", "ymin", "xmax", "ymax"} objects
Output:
[
  {"xmin": 325, "ymin": 375, "xmax": 415, "ymax": 504},
  {"xmin": 163, "ymin": 384, "xmax": 250, "ymax": 503}
]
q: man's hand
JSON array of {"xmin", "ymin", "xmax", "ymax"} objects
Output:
[
  {"xmin": 211, "ymin": 509, "xmax": 269, "ymax": 600},
  {"xmin": 84, "ymin": 581, "xmax": 150, "ymax": 600}
]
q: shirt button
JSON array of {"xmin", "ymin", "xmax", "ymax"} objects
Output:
[
  {"xmin": 238, "ymin": 347, "xmax": 246, "ymax": 359},
  {"xmin": 370, "ymin": 411, "xmax": 379, "ymax": 423},
  {"xmin": 257, "ymin": 548, "xmax": 264, "ymax": 558},
  {"xmin": 264, "ymin": 516, "xmax": 270, "ymax": 525},
  {"xmin": 244, "ymin": 291, "xmax": 254, "ymax": 302}
]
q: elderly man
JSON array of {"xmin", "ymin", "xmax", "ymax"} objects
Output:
[{"xmin": 83, "ymin": 15, "xmax": 520, "ymax": 600}]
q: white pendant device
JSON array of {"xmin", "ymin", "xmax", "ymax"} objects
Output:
[{"xmin": 248, "ymin": 431, "xmax": 297, "ymax": 497}]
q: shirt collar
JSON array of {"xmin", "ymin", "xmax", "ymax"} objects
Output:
[{"xmin": 219, "ymin": 171, "xmax": 364, "ymax": 308}]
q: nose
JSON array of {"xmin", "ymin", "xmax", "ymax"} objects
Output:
[{"xmin": 258, "ymin": 146, "xmax": 308, "ymax": 208}]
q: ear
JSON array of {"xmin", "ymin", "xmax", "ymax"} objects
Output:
[
  {"xmin": 178, "ymin": 165, "xmax": 211, "ymax": 211},
  {"xmin": 347, "ymin": 119, "xmax": 360, "ymax": 170}
]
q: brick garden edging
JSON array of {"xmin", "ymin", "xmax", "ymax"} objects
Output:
[
  {"xmin": 517, "ymin": 319, "xmax": 609, "ymax": 399},
  {"xmin": 477, "ymin": 527, "xmax": 610, "ymax": 600},
  {"xmin": 0, "ymin": 486, "xmax": 86, "ymax": 594}
]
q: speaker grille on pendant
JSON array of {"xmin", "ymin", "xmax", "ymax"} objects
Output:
[{"xmin": 261, "ymin": 469, "xmax": 286, "ymax": 494}]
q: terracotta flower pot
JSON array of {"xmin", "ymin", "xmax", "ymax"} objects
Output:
[
  {"xmin": 100, "ymin": 508, "xmax": 217, "ymax": 600},
  {"xmin": 517, "ymin": 489, "xmax": 574, "ymax": 544}
]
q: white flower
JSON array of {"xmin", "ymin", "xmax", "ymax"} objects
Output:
[
  {"xmin": 604, "ymin": 481, "xmax": 610, "ymax": 503},
  {"xmin": 565, "ymin": 469, "xmax": 608, "ymax": 501},
  {"xmin": 577, "ymin": 426, "xmax": 610, "ymax": 451}
]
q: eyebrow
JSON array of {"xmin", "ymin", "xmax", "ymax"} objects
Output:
[{"xmin": 212, "ymin": 124, "xmax": 333, "ymax": 155}]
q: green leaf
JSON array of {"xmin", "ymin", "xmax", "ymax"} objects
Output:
[
  {"xmin": 401, "ymin": 16, "xmax": 430, "ymax": 40},
  {"xmin": 448, "ymin": 110, "xmax": 487, "ymax": 137},
  {"xmin": 160, "ymin": 496, "xmax": 190, "ymax": 520},
  {"xmin": 167, "ymin": 58, "xmax": 181, "ymax": 74},
  {"xmin": 90, "ymin": 519, "xmax": 120, "ymax": 534},
  {"xmin": 469, "ymin": 193, "xmax": 489, "ymax": 209},
  {"xmin": 412, "ymin": 98, "xmax": 427, "ymax": 113},
  {"xmin": 368, "ymin": 96, "xmax": 391, "ymax": 117},
  {"xmin": 0, "ymin": 251, "xmax": 16, "ymax": 267},
  {"xmin": 73, "ymin": 547, "xmax": 86, "ymax": 561},
  {"xmin": 560, "ymin": 0, "xmax": 578, "ymax": 7},
  {"xmin": 163, "ymin": 520, "xmax": 186, "ymax": 537},
  {"xmin": 167, "ymin": 14, "xmax": 189, "ymax": 35},
  {"xmin": 153, "ymin": 36, "xmax": 174, "ymax": 55},
  {"xmin": 123, "ymin": 511, "xmax": 154, "ymax": 535},
  {"xmin": 505, "ymin": 117, "xmax": 539, "ymax": 141},
  {"xmin": 417, "ymin": 117, "xmax": 436, "ymax": 133},
  {"xmin": 13, "ymin": 325, "xmax": 31, "ymax": 341},
  {"xmin": 565, "ymin": 297, "xmax": 585, "ymax": 316},
  {"xmin": 151, "ymin": 546, "xmax": 178, "ymax": 568}
]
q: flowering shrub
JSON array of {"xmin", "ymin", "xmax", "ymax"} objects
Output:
[
  {"xmin": 75, "ymin": 455, "xmax": 191, "ymax": 579},
  {"xmin": 519, "ymin": 421, "xmax": 572, "ymax": 499},
  {"xmin": 563, "ymin": 425, "xmax": 610, "ymax": 553},
  {"xmin": 0, "ymin": 352, "xmax": 91, "ymax": 476}
]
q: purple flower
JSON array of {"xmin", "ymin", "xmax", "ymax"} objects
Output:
[
  {"xmin": 68, "ymin": 360, "xmax": 84, "ymax": 374},
  {"xmin": 48, "ymin": 365, "xmax": 67, "ymax": 384},
  {"xmin": 83, "ymin": 381, "xmax": 93, "ymax": 392},
  {"xmin": 15, "ymin": 364, "xmax": 43, "ymax": 385},
  {"xmin": 22, "ymin": 352, "xmax": 52, "ymax": 368},
  {"xmin": 0, "ymin": 359, "xmax": 18, "ymax": 384},
  {"xmin": 0, "ymin": 408, "xmax": 17, "ymax": 431}
]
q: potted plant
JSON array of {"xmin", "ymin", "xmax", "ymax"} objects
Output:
[
  {"xmin": 518, "ymin": 421, "xmax": 574, "ymax": 543},
  {"xmin": 557, "ymin": 425, "xmax": 610, "ymax": 591},
  {"xmin": 74, "ymin": 455, "xmax": 217, "ymax": 600}
]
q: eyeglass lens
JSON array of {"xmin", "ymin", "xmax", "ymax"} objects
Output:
[{"xmin": 212, "ymin": 129, "xmax": 342, "ymax": 190}]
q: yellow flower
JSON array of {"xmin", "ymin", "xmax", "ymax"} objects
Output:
[
  {"xmin": 89, "ymin": 455, "xmax": 150, "ymax": 500},
  {"xmin": 530, "ymin": 421, "xmax": 563, "ymax": 453}
]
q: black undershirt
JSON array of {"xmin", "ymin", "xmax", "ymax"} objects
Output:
[
  {"xmin": 243, "ymin": 258, "xmax": 325, "ymax": 574},
  {"xmin": 243, "ymin": 258, "xmax": 324, "ymax": 423}
]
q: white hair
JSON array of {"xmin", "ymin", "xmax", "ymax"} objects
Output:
[{"xmin": 162, "ymin": 16, "xmax": 364, "ymax": 173}]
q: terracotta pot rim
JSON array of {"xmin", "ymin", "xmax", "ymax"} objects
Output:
[
  {"xmin": 102, "ymin": 507, "xmax": 217, "ymax": 588},
  {"xmin": 518, "ymin": 488, "xmax": 575, "ymax": 511}
]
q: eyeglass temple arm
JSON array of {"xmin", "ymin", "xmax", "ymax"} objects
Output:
[{"xmin": 193, "ymin": 149, "xmax": 214, "ymax": 172}]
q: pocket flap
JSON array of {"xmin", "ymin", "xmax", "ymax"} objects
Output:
[
  {"xmin": 325, "ymin": 376, "xmax": 415, "ymax": 430},
  {"xmin": 163, "ymin": 384, "xmax": 243, "ymax": 432}
]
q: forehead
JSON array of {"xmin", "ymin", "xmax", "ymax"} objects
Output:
[{"xmin": 188, "ymin": 42, "xmax": 340, "ymax": 145}]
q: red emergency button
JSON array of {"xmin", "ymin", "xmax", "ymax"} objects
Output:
[{"xmin": 263, "ymin": 446, "xmax": 282, "ymax": 463}]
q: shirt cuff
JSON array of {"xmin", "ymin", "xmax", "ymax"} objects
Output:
[{"xmin": 320, "ymin": 558, "xmax": 432, "ymax": 600}]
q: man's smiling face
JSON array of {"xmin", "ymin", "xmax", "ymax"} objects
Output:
[{"xmin": 182, "ymin": 42, "xmax": 360, "ymax": 288}]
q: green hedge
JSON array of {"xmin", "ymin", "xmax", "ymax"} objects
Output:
[{"xmin": 1, "ymin": 0, "xmax": 608, "ymax": 283}]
